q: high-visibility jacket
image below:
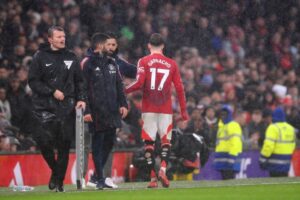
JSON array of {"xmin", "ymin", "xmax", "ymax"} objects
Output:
[
  {"xmin": 214, "ymin": 120, "xmax": 243, "ymax": 171},
  {"xmin": 260, "ymin": 122, "xmax": 296, "ymax": 172}
]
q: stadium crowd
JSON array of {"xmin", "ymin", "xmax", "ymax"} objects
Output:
[{"xmin": 0, "ymin": 0, "xmax": 300, "ymax": 152}]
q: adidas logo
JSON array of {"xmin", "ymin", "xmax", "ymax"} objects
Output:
[{"xmin": 9, "ymin": 162, "xmax": 24, "ymax": 187}]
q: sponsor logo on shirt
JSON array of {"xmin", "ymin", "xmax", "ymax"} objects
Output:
[{"xmin": 108, "ymin": 64, "xmax": 116, "ymax": 74}]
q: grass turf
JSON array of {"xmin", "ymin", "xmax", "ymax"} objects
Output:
[{"xmin": 0, "ymin": 177, "xmax": 300, "ymax": 200}]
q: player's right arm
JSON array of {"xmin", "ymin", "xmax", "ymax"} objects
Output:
[{"xmin": 125, "ymin": 59, "xmax": 146, "ymax": 93}]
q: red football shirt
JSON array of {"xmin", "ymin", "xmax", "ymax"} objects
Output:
[{"xmin": 126, "ymin": 53, "xmax": 186, "ymax": 114}]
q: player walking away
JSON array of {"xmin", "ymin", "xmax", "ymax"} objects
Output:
[{"xmin": 125, "ymin": 33, "xmax": 189, "ymax": 188}]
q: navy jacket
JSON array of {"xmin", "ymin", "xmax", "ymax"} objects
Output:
[
  {"xmin": 115, "ymin": 56, "xmax": 137, "ymax": 79},
  {"xmin": 82, "ymin": 48, "xmax": 128, "ymax": 131}
]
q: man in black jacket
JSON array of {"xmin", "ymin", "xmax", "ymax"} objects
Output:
[
  {"xmin": 105, "ymin": 32, "xmax": 137, "ymax": 79},
  {"xmin": 81, "ymin": 33, "xmax": 128, "ymax": 190},
  {"xmin": 28, "ymin": 26, "xmax": 86, "ymax": 192}
]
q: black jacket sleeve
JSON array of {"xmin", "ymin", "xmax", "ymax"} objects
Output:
[
  {"xmin": 81, "ymin": 59, "xmax": 91, "ymax": 115},
  {"xmin": 28, "ymin": 52, "xmax": 55, "ymax": 96},
  {"xmin": 74, "ymin": 58, "xmax": 87, "ymax": 102},
  {"xmin": 116, "ymin": 57, "xmax": 137, "ymax": 79},
  {"xmin": 116, "ymin": 67, "xmax": 128, "ymax": 109}
]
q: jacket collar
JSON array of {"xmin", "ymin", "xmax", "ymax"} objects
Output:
[{"xmin": 38, "ymin": 43, "xmax": 66, "ymax": 54}]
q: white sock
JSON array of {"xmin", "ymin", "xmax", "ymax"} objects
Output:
[{"xmin": 160, "ymin": 167, "xmax": 166, "ymax": 173}]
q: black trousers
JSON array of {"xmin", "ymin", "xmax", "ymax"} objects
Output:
[
  {"xmin": 34, "ymin": 117, "xmax": 74, "ymax": 183},
  {"xmin": 83, "ymin": 123, "xmax": 91, "ymax": 177},
  {"xmin": 269, "ymin": 171, "xmax": 288, "ymax": 177},
  {"xmin": 91, "ymin": 128, "xmax": 116, "ymax": 182},
  {"xmin": 220, "ymin": 169, "xmax": 235, "ymax": 180}
]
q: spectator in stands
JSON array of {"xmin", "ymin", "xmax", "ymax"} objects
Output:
[
  {"xmin": 7, "ymin": 75, "xmax": 33, "ymax": 136},
  {"xmin": 244, "ymin": 109, "xmax": 264, "ymax": 150},
  {"xmin": 17, "ymin": 132, "xmax": 37, "ymax": 152},
  {"xmin": 0, "ymin": 131, "xmax": 10, "ymax": 151},
  {"xmin": 0, "ymin": 86, "xmax": 11, "ymax": 122},
  {"xmin": 203, "ymin": 106, "xmax": 218, "ymax": 148},
  {"xmin": 7, "ymin": 136, "xmax": 20, "ymax": 152},
  {"xmin": 0, "ymin": 60, "xmax": 10, "ymax": 87}
]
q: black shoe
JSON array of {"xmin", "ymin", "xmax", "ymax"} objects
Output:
[
  {"xmin": 48, "ymin": 174, "xmax": 57, "ymax": 190},
  {"xmin": 96, "ymin": 181, "xmax": 104, "ymax": 190},
  {"xmin": 56, "ymin": 181, "xmax": 65, "ymax": 192}
]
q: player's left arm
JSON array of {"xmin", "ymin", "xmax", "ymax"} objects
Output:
[{"xmin": 172, "ymin": 63, "xmax": 188, "ymax": 120}]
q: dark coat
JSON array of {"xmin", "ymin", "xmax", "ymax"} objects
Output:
[
  {"xmin": 115, "ymin": 56, "xmax": 137, "ymax": 79},
  {"xmin": 28, "ymin": 43, "xmax": 87, "ymax": 123},
  {"xmin": 82, "ymin": 48, "xmax": 128, "ymax": 132}
]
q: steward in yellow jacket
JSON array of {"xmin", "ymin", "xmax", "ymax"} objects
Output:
[
  {"xmin": 213, "ymin": 106, "xmax": 245, "ymax": 179},
  {"xmin": 259, "ymin": 107, "xmax": 296, "ymax": 177}
]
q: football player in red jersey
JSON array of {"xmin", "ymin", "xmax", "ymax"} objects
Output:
[{"xmin": 126, "ymin": 33, "xmax": 189, "ymax": 188}]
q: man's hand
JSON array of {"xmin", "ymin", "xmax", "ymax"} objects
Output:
[
  {"xmin": 53, "ymin": 89, "xmax": 65, "ymax": 101},
  {"xmin": 181, "ymin": 110, "xmax": 189, "ymax": 121},
  {"xmin": 120, "ymin": 107, "xmax": 128, "ymax": 119},
  {"xmin": 76, "ymin": 101, "xmax": 86, "ymax": 110},
  {"xmin": 84, "ymin": 114, "xmax": 93, "ymax": 122}
]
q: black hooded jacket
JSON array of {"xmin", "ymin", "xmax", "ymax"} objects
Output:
[
  {"xmin": 28, "ymin": 43, "xmax": 87, "ymax": 122},
  {"xmin": 82, "ymin": 48, "xmax": 128, "ymax": 131}
]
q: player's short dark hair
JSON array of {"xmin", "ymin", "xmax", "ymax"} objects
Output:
[
  {"xmin": 91, "ymin": 32, "xmax": 109, "ymax": 49},
  {"xmin": 149, "ymin": 33, "xmax": 165, "ymax": 46},
  {"xmin": 48, "ymin": 26, "xmax": 64, "ymax": 37}
]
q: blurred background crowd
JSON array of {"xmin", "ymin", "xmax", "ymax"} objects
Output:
[{"xmin": 0, "ymin": 0, "xmax": 300, "ymax": 152}]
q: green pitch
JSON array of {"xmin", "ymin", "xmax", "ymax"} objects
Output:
[{"xmin": 1, "ymin": 178, "xmax": 300, "ymax": 200}]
